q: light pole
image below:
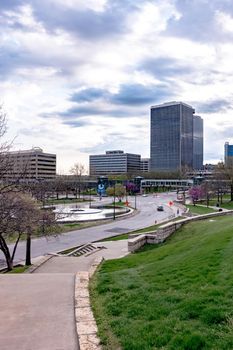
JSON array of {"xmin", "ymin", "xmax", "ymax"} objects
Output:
[
  {"xmin": 89, "ymin": 187, "xmax": 91, "ymax": 208},
  {"xmin": 113, "ymin": 181, "xmax": 116, "ymax": 220},
  {"xmin": 134, "ymin": 192, "xmax": 137, "ymax": 209}
]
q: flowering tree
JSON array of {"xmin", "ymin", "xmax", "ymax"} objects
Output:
[
  {"xmin": 126, "ymin": 182, "xmax": 139, "ymax": 195},
  {"xmin": 106, "ymin": 184, "xmax": 126, "ymax": 202},
  {"xmin": 189, "ymin": 186, "xmax": 204, "ymax": 205}
]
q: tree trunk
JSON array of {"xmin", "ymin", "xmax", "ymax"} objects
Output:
[
  {"xmin": 231, "ymin": 184, "xmax": 233, "ymax": 201},
  {"xmin": 11, "ymin": 233, "xmax": 21, "ymax": 262},
  {"xmin": 0, "ymin": 235, "xmax": 13, "ymax": 271},
  {"xmin": 25, "ymin": 235, "xmax": 31, "ymax": 266}
]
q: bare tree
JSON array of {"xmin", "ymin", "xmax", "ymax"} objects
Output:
[
  {"xmin": 0, "ymin": 108, "xmax": 60, "ymax": 270},
  {"xmin": 213, "ymin": 162, "xmax": 233, "ymax": 201},
  {"xmin": 70, "ymin": 163, "xmax": 86, "ymax": 199},
  {"xmin": 0, "ymin": 192, "xmax": 41, "ymax": 270}
]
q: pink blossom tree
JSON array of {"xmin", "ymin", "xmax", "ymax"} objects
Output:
[{"xmin": 189, "ymin": 186, "xmax": 205, "ymax": 205}]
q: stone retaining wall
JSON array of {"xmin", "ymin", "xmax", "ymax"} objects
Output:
[
  {"xmin": 75, "ymin": 257, "xmax": 103, "ymax": 350},
  {"xmin": 128, "ymin": 210, "xmax": 233, "ymax": 252}
]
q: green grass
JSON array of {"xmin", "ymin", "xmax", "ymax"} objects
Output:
[
  {"xmin": 7, "ymin": 266, "xmax": 28, "ymax": 273},
  {"xmin": 45, "ymin": 198, "xmax": 90, "ymax": 205},
  {"xmin": 220, "ymin": 202, "xmax": 233, "ymax": 210},
  {"xmin": 200, "ymin": 196, "xmax": 233, "ymax": 210},
  {"xmin": 90, "ymin": 215, "xmax": 233, "ymax": 350},
  {"xmin": 186, "ymin": 204, "xmax": 216, "ymax": 215}
]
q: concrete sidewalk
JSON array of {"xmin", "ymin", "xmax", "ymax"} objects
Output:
[
  {"xmin": 33, "ymin": 240, "xmax": 129, "ymax": 274},
  {"xmin": 0, "ymin": 240, "xmax": 129, "ymax": 350},
  {"xmin": 0, "ymin": 274, "xmax": 79, "ymax": 350}
]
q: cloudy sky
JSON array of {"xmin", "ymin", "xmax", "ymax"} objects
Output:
[{"xmin": 1, "ymin": 0, "xmax": 233, "ymax": 173}]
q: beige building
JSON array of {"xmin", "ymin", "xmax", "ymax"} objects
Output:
[{"xmin": 5, "ymin": 147, "xmax": 56, "ymax": 180}]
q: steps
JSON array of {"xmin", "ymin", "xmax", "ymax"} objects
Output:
[{"xmin": 66, "ymin": 243, "xmax": 102, "ymax": 257}]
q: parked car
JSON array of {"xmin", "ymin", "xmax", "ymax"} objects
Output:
[{"xmin": 157, "ymin": 205, "xmax": 164, "ymax": 211}]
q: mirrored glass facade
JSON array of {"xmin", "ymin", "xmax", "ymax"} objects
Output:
[
  {"xmin": 224, "ymin": 142, "xmax": 233, "ymax": 166},
  {"xmin": 193, "ymin": 115, "xmax": 203, "ymax": 170},
  {"xmin": 150, "ymin": 102, "xmax": 203, "ymax": 172}
]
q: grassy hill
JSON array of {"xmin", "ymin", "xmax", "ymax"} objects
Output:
[{"xmin": 90, "ymin": 215, "xmax": 233, "ymax": 350}]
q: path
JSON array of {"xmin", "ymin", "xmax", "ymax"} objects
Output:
[
  {"xmin": 0, "ymin": 239, "xmax": 129, "ymax": 350},
  {"xmin": 0, "ymin": 273, "xmax": 79, "ymax": 350}
]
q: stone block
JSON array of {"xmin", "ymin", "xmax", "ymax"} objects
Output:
[
  {"xmin": 76, "ymin": 320, "xmax": 98, "ymax": 335},
  {"xmin": 76, "ymin": 307, "xmax": 95, "ymax": 321},
  {"xmin": 75, "ymin": 297, "xmax": 90, "ymax": 308}
]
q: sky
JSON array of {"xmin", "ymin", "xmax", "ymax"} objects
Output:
[{"xmin": 1, "ymin": 0, "xmax": 233, "ymax": 173}]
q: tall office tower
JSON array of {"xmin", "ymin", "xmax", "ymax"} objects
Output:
[
  {"xmin": 150, "ymin": 102, "xmax": 203, "ymax": 172},
  {"xmin": 193, "ymin": 115, "xmax": 204, "ymax": 170},
  {"xmin": 224, "ymin": 142, "xmax": 233, "ymax": 166}
]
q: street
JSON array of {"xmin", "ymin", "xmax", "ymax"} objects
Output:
[{"xmin": 0, "ymin": 192, "xmax": 180, "ymax": 264}]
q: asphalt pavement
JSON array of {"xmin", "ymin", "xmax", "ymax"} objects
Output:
[{"xmin": 1, "ymin": 193, "xmax": 179, "ymax": 264}]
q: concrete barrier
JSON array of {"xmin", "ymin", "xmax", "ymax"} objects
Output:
[{"xmin": 128, "ymin": 209, "xmax": 233, "ymax": 252}]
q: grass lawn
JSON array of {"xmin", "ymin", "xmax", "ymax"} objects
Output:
[
  {"xmin": 7, "ymin": 266, "xmax": 28, "ymax": 273},
  {"xmin": 90, "ymin": 215, "xmax": 233, "ymax": 350},
  {"xmin": 200, "ymin": 196, "xmax": 233, "ymax": 210},
  {"xmin": 45, "ymin": 198, "xmax": 89, "ymax": 205},
  {"xmin": 186, "ymin": 204, "xmax": 216, "ymax": 215}
]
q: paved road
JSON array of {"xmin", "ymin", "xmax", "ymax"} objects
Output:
[
  {"xmin": 0, "ymin": 273, "xmax": 79, "ymax": 350},
  {"xmin": 1, "ymin": 193, "xmax": 179, "ymax": 264}
]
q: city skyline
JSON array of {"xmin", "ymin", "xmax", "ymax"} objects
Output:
[{"xmin": 1, "ymin": 0, "xmax": 233, "ymax": 172}]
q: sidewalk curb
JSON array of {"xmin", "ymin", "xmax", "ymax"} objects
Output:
[
  {"xmin": 26, "ymin": 255, "xmax": 54, "ymax": 273},
  {"xmin": 75, "ymin": 257, "xmax": 104, "ymax": 350}
]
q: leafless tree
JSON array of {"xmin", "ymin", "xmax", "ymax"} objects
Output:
[
  {"xmin": 213, "ymin": 162, "xmax": 233, "ymax": 201},
  {"xmin": 0, "ymin": 192, "xmax": 41, "ymax": 270},
  {"xmin": 70, "ymin": 163, "xmax": 86, "ymax": 198}
]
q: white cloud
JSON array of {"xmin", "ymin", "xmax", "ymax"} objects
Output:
[
  {"xmin": 131, "ymin": 1, "xmax": 180, "ymax": 37},
  {"xmin": 54, "ymin": 0, "xmax": 107, "ymax": 12},
  {"xmin": 215, "ymin": 10, "xmax": 233, "ymax": 33},
  {"xmin": 1, "ymin": 0, "xmax": 233, "ymax": 171}
]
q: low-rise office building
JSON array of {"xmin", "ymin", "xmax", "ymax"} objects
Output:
[
  {"xmin": 140, "ymin": 158, "xmax": 150, "ymax": 173},
  {"xmin": 89, "ymin": 150, "xmax": 141, "ymax": 175},
  {"xmin": 5, "ymin": 147, "xmax": 56, "ymax": 180}
]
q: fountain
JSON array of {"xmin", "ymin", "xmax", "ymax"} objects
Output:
[{"xmin": 53, "ymin": 204, "xmax": 132, "ymax": 223}]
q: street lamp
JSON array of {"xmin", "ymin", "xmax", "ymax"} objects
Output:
[
  {"xmin": 89, "ymin": 187, "xmax": 91, "ymax": 208},
  {"xmin": 134, "ymin": 191, "xmax": 137, "ymax": 209},
  {"xmin": 113, "ymin": 181, "xmax": 116, "ymax": 220}
]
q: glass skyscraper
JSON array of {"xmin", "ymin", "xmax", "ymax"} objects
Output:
[
  {"xmin": 224, "ymin": 142, "xmax": 233, "ymax": 166},
  {"xmin": 150, "ymin": 102, "xmax": 203, "ymax": 172},
  {"xmin": 193, "ymin": 115, "xmax": 204, "ymax": 170}
]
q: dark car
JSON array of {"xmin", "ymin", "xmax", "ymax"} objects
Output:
[{"xmin": 157, "ymin": 205, "xmax": 164, "ymax": 211}]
